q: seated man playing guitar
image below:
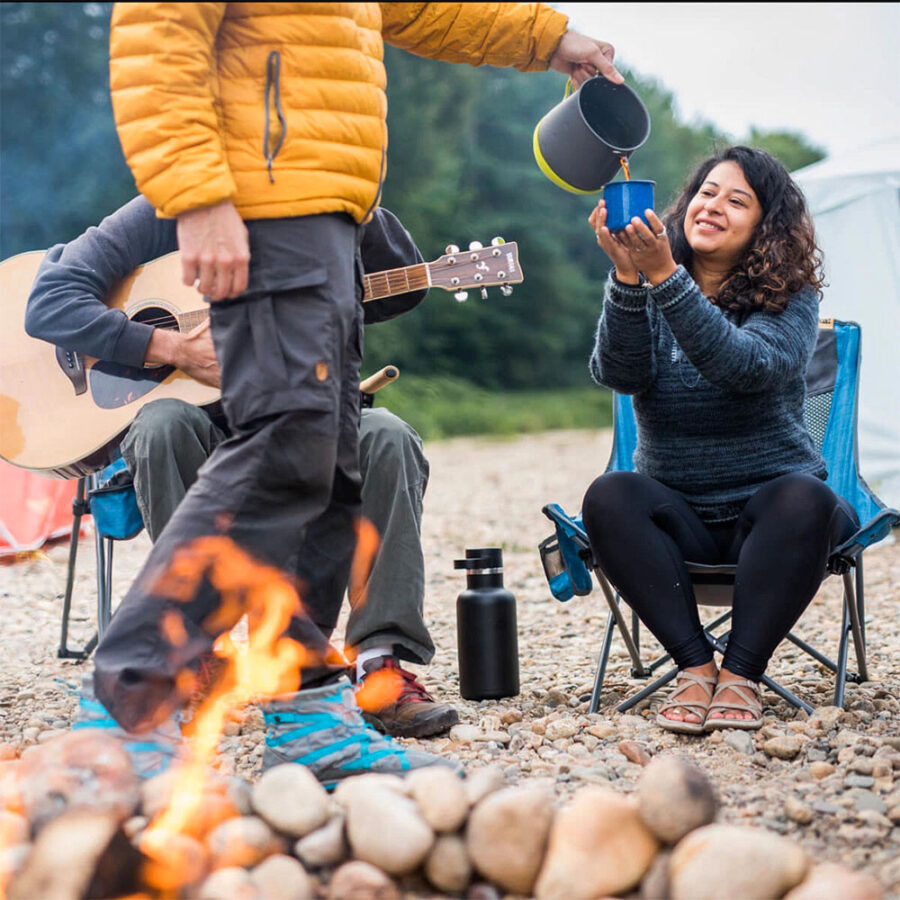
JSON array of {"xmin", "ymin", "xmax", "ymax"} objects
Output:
[{"xmin": 25, "ymin": 195, "xmax": 458, "ymax": 741}]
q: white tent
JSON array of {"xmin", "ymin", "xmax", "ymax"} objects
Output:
[{"xmin": 793, "ymin": 137, "xmax": 900, "ymax": 509}]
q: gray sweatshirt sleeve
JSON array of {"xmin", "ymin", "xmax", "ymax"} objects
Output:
[
  {"xmin": 648, "ymin": 266, "xmax": 820, "ymax": 393},
  {"xmin": 24, "ymin": 196, "xmax": 178, "ymax": 367},
  {"xmin": 589, "ymin": 273, "xmax": 656, "ymax": 394}
]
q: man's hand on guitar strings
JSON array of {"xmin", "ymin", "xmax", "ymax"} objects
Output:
[{"xmin": 145, "ymin": 320, "xmax": 221, "ymax": 388}]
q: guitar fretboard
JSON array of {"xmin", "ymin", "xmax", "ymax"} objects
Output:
[
  {"xmin": 172, "ymin": 262, "xmax": 431, "ymax": 329},
  {"xmin": 363, "ymin": 263, "xmax": 430, "ymax": 301},
  {"xmin": 176, "ymin": 309, "xmax": 210, "ymax": 331}
]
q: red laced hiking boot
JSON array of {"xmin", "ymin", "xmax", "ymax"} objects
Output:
[{"xmin": 357, "ymin": 657, "xmax": 459, "ymax": 738}]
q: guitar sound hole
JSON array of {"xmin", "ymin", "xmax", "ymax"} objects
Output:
[
  {"xmin": 132, "ymin": 305, "xmax": 178, "ymax": 331},
  {"xmin": 89, "ymin": 306, "xmax": 178, "ymax": 409}
]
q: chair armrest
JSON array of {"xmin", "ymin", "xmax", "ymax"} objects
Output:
[
  {"xmin": 827, "ymin": 507, "xmax": 900, "ymax": 574},
  {"xmin": 539, "ymin": 504, "xmax": 594, "ymax": 599}
]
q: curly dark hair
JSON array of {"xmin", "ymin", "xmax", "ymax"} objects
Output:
[{"xmin": 663, "ymin": 146, "xmax": 825, "ymax": 312}]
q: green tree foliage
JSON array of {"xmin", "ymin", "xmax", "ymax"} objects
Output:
[
  {"xmin": 744, "ymin": 127, "xmax": 827, "ymax": 172},
  {"xmin": 0, "ymin": 3, "xmax": 135, "ymax": 256},
  {"xmin": 1, "ymin": 5, "xmax": 826, "ymax": 392}
]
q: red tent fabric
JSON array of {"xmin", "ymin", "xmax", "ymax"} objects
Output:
[{"xmin": 0, "ymin": 461, "xmax": 82, "ymax": 557}]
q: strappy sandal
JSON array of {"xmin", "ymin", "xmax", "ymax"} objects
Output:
[
  {"xmin": 655, "ymin": 671, "xmax": 717, "ymax": 735},
  {"xmin": 703, "ymin": 678, "xmax": 764, "ymax": 731}
]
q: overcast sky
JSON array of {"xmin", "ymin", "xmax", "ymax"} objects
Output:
[{"xmin": 556, "ymin": 2, "xmax": 900, "ymax": 159}]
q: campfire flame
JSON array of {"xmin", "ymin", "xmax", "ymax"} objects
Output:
[
  {"xmin": 140, "ymin": 536, "xmax": 309, "ymax": 890},
  {"xmin": 138, "ymin": 518, "xmax": 396, "ymax": 891}
]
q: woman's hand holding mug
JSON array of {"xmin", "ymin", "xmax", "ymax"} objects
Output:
[
  {"xmin": 614, "ymin": 210, "xmax": 678, "ymax": 286},
  {"xmin": 589, "ymin": 200, "xmax": 641, "ymax": 285}
]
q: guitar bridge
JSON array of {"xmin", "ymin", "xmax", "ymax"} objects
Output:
[{"xmin": 55, "ymin": 345, "xmax": 87, "ymax": 395}]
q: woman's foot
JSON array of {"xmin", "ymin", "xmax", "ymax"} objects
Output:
[
  {"xmin": 655, "ymin": 661, "xmax": 718, "ymax": 734},
  {"xmin": 704, "ymin": 668, "xmax": 764, "ymax": 730}
]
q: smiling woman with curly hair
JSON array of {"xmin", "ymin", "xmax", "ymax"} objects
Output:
[
  {"xmin": 579, "ymin": 146, "xmax": 856, "ymax": 737},
  {"xmin": 664, "ymin": 145, "xmax": 826, "ymax": 313}
]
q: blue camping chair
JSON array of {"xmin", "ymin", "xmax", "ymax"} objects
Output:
[
  {"xmin": 539, "ymin": 319, "xmax": 899, "ymax": 714},
  {"xmin": 58, "ymin": 456, "xmax": 143, "ymax": 660}
]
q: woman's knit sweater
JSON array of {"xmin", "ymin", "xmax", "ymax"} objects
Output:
[{"xmin": 590, "ymin": 265, "xmax": 826, "ymax": 522}]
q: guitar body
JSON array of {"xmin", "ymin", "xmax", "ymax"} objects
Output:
[
  {"xmin": 0, "ymin": 252, "xmax": 220, "ymax": 479},
  {"xmin": 0, "ymin": 239, "xmax": 522, "ymax": 479}
]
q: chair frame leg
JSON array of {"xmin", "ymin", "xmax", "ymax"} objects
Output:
[{"xmin": 58, "ymin": 478, "xmax": 99, "ymax": 661}]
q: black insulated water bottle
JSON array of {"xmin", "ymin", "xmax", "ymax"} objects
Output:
[{"xmin": 454, "ymin": 547, "xmax": 520, "ymax": 700}]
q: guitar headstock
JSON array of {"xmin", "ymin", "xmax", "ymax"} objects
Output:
[{"xmin": 427, "ymin": 239, "xmax": 523, "ymax": 301}]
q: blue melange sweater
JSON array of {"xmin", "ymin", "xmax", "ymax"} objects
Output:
[{"xmin": 590, "ymin": 265, "xmax": 827, "ymax": 522}]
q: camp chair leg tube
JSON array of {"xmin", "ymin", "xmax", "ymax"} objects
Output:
[
  {"xmin": 98, "ymin": 538, "xmax": 113, "ymax": 636},
  {"xmin": 58, "ymin": 478, "xmax": 87, "ymax": 660},
  {"xmin": 631, "ymin": 610, "xmax": 641, "ymax": 657},
  {"xmin": 856, "ymin": 560, "xmax": 866, "ymax": 647},
  {"xmin": 589, "ymin": 611, "xmax": 617, "ymax": 714},
  {"xmin": 616, "ymin": 667, "xmax": 678, "ymax": 713},
  {"xmin": 834, "ymin": 601, "xmax": 852, "ymax": 708},
  {"xmin": 595, "ymin": 575, "xmax": 650, "ymax": 676},
  {"xmin": 785, "ymin": 632, "xmax": 839, "ymax": 673}
]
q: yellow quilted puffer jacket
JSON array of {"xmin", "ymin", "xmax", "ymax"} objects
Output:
[{"xmin": 109, "ymin": 2, "xmax": 569, "ymax": 222}]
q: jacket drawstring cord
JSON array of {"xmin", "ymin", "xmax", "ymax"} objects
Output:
[{"xmin": 264, "ymin": 50, "xmax": 286, "ymax": 183}]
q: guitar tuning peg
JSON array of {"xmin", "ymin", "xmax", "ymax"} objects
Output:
[
  {"xmin": 491, "ymin": 236, "xmax": 505, "ymax": 246},
  {"xmin": 480, "ymin": 287, "xmax": 488, "ymax": 300},
  {"xmin": 468, "ymin": 240, "xmax": 483, "ymax": 251},
  {"xmin": 454, "ymin": 291, "xmax": 469, "ymax": 303},
  {"xmin": 500, "ymin": 284, "xmax": 513, "ymax": 297},
  {"xmin": 445, "ymin": 244, "xmax": 460, "ymax": 254}
]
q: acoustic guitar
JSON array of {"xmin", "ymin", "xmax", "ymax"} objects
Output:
[{"xmin": 0, "ymin": 240, "xmax": 522, "ymax": 478}]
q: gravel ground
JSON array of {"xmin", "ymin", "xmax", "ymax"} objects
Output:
[{"xmin": 2, "ymin": 428, "xmax": 898, "ymax": 894}]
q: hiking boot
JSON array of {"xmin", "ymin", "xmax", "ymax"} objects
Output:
[
  {"xmin": 261, "ymin": 677, "xmax": 461, "ymax": 789},
  {"xmin": 357, "ymin": 656, "xmax": 459, "ymax": 738},
  {"xmin": 72, "ymin": 675, "xmax": 182, "ymax": 779}
]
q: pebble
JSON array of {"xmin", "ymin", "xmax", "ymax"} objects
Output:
[
  {"xmin": 784, "ymin": 796, "xmax": 814, "ymax": 825},
  {"xmin": 669, "ymin": 824, "xmax": 809, "ymax": 900},
  {"xmin": 249, "ymin": 854, "xmax": 315, "ymax": 900},
  {"xmin": 466, "ymin": 786, "xmax": 554, "ymax": 896},
  {"xmin": 345, "ymin": 785, "xmax": 434, "ymax": 876},
  {"xmin": 406, "ymin": 766, "xmax": 469, "ymax": 832},
  {"xmin": 636, "ymin": 755, "xmax": 718, "ymax": 844},
  {"xmin": 535, "ymin": 786, "xmax": 658, "ymax": 900},
  {"xmin": 251, "ymin": 764, "xmax": 331, "ymax": 838},
  {"xmin": 424, "ymin": 833, "xmax": 472, "ymax": 894},
  {"xmin": 764, "ymin": 735, "xmax": 803, "ymax": 760},
  {"xmin": 294, "ymin": 814, "xmax": 347, "ymax": 868},
  {"xmin": 328, "ymin": 860, "xmax": 399, "ymax": 900},
  {"xmin": 723, "ymin": 730, "xmax": 755, "ymax": 755},
  {"xmin": 809, "ymin": 761, "xmax": 836, "ymax": 779}
]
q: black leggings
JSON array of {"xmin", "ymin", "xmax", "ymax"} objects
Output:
[{"xmin": 581, "ymin": 471, "xmax": 858, "ymax": 681}]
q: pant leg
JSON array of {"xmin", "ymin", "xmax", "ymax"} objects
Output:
[
  {"xmin": 722, "ymin": 473, "xmax": 859, "ymax": 680},
  {"xmin": 344, "ymin": 406, "xmax": 434, "ymax": 665},
  {"xmin": 94, "ymin": 214, "xmax": 362, "ymax": 732},
  {"xmin": 581, "ymin": 470, "xmax": 723, "ymax": 669},
  {"xmin": 120, "ymin": 398, "xmax": 227, "ymax": 541}
]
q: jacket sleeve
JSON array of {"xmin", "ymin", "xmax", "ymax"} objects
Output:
[
  {"xmin": 589, "ymin": 275, "xmax": 656, "ymax": 394},
  {"xmin": 25, "ymin": 196, "xmax": 178, "ymax": 367},
  {"xmin": 109, "ymin": 2, "xmax": 233, "ymax": 217},
  {"xmin": 649, "ymin": 267, "xmax": 820, "ymax": 394},
  {"xmin": 380, "ymin": 3, "xmax": 569, "ymax": 72}
]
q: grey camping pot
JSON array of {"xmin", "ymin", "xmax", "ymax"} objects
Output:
[{"xmin": 533, "ymin": 75, "xmax": 651, "ymax": 194}]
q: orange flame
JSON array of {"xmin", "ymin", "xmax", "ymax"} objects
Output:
[
  {"xmin": 140, "ymin": 536, "xmax": 310, "ymax": 891},
  {"xmin": 354, "ymin": 667, "xmax": 404, "ymax": 712},
  {"xmin": 347, "ymin": 515, "xmax": 381, "ymax": 612}
]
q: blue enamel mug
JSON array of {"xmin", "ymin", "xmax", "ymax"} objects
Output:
[{"xmin": 603, "ymin": 180, "xmax": 656, "ymax": 232}]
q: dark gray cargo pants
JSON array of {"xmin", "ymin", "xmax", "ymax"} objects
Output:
[{"xmin": 94, "ymin": 214, "xmax": 364, "ymax": 732}]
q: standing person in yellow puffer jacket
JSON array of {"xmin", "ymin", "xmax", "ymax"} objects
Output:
[{"xmin": 93, "ymin": 2, "xmax": 624, "ymax": 788}]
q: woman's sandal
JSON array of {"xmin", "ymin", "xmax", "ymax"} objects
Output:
[
  {"xmin": 655, "ymin": 671, "xmax": 718, "ymax": 735},
  {"xmin": 703, "ymin": 678, "xmax": 764, "ymax": 731}
]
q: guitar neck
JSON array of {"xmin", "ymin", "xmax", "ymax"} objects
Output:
[
  {"xmin": 173, "ymin": 261, "xmax": 431, "ymax": 327},
  {"xmin": 363, "ymin": 263, "xmax": 429, "ymax": 302}
]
